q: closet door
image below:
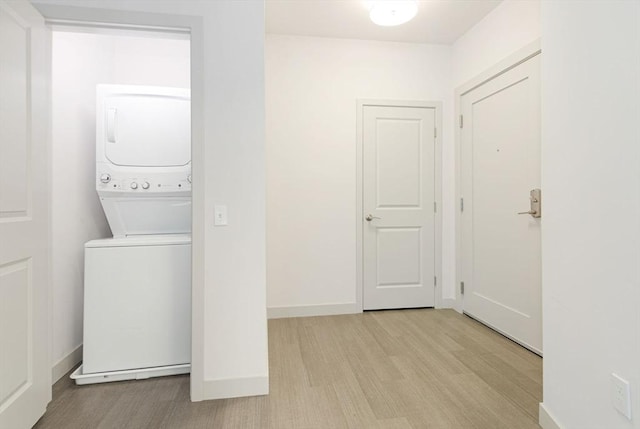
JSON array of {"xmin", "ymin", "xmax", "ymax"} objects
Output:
[{"xmin": 0, "ymin": 1, "xmax": 51, "ymax": 428}]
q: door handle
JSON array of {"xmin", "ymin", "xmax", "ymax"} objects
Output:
[
  {"xmin": 107, "ymin": 108, "xmax": 117, "ymax": 143},
  {"xmin": 518, "ymin": 189, "xmax": 542, "ymax": 218},
  {"xmin": 365, "ymin": 214, "xmax": 381, "ymax": 221}
]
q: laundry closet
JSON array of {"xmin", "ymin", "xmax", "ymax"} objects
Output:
[{"xmin": 49, "ymin": 27, "xmax": 192, "ymax": 383}]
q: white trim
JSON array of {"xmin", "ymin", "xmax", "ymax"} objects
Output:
[
  {"xmin": 45, "ymin": 20, "xmax": 54, "ymax": 400},
  {"xmin": 454, "ymin": 40, "xmax": 541, "ymax": 311},
  {"xmin": 188, "ymin": 17, "xmax": 206, "ymax": 405},
  {"xmin": 356, "ymin": 99, "xmax": 443, "ymax": 311},
  {"xmin": 464, "ymin": 311, "xmax": 542, "ymax": 356},
  {"xmin": 539, "ymin": 403, "xmax": 564, "ymax": 429},
  {"xmin": 358, "ymin": 99, "xmax": 442, "ymax": 109},
  {"xmin": 356, "ymin": 102, "xmax": 364, "ymax": 312},
  {"xmin": 46, "ymin": 18, "xmax": 190, "ymax": 35},
  {"xmin": 35, "ymin": 3, "xmax": 206, "ymax": 402},
  {"xmin": 267, "ymin": 303, "xmax": 359, "ymax": 319},
  {"xmin": 202, "ymin": 376, "xmax": 269, "ymax": 400},
  {"xmin": 433, "ymin": 104, "xmax": 443, "ymax": 309},
  {"xmin": 70, "ymin": 363, "xmax": 189, "ymax": 385},
  {"xmin": 51, "ymin": 345, "xmax": 82, "ymax": 384},
  {"xmin": 456, "ymin": 40, "xmax": 542, "ymax": 97}
]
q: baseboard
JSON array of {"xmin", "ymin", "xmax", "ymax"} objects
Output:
[
  {"xmin": 267, "ymin": 302, "xmax": 360, "ymax": 319},
  {"xmin": 202, "ymin": 375, "xmax": 269, "ymax": 400},
  {"xmin": 52, "ymin": 345, "xmax": 82, "ymax": 384},
  {"xmin": 539, "ymin": 403, "xmax": 563, "ymax": 429}
]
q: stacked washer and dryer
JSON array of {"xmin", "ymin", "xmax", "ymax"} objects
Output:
[{"xmin": 72, "ymin": 85, "xmax": 192, "ymax": 384}]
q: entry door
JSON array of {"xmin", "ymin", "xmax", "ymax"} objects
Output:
[
  {"xmin": 460, "ymin": 54, "xmax": 541, "ymax": 353},
  {"xmin": 363, "ymin": 105, "xmax": 436, "ymax": 310},
  {"xmin": 0, "ymin": 1, "xmax": 50, "ymax": 428}
]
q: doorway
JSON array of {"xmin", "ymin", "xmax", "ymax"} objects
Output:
[
  {"xmin": 357, "ymin": 100, "xmax": 442, "ymax": 311},
  {"xmin": 457, "ymin": 46, "xmax": 542, "ymax": 354},
  {"xmin": 48, "ymin": 25, "xmax": 193, "ymax": 377}
]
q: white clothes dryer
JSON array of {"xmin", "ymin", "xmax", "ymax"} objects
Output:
[{"xmin": 95, "ymin": 84, "xmax": 191, "ymax": 237}]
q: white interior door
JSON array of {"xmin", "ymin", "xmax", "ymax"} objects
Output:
[
  {"xmin": 0, "ymin": 1, "xmax": 50, "ymax": 427},
  {"xmin": 460, "ymin": 54, "xmax": 541, "ymax": 353},
  {"xmin": 363, "ymin": 104, "xmax": 436, "ymax": 310}
]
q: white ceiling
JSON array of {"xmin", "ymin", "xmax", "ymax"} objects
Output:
[{"xmin": 266, "ymin": 0, "xmax": 502, "ymax": 45}]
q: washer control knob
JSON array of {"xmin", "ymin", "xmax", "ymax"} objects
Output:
[
  {"xmin": 141, "ymin": 181, "xmax": 150, "ymax": 190},
  {"xmin": 130, "ymin": 182, "xmax": 138, "ymax": 190},
  {"xmin": 100, "ymin": 173, "xmax": 111, "ymax": 184},
  {"xmin": 187, "ymin": 174, "xmax": 192, "ymax": 184}
]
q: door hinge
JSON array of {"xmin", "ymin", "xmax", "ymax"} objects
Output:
[
  {"xmin": 434, "ymin": 201, "xmax": 437, "ymax": 213},
  {"xmin": 460, "ymin": 197, "xmax": 464, "ymax": 212},
  {"xmin": 460, "ymin": 281, "xmax": 465, "ymax": 295},
  {"xmin": 434, "ymin": 128, "xmax": 437, "ymax": 138},
  {"xmin": 459, "ymin": 114, "xmax": 463, "ymax": 128},
  {"xmin": 434, "ymin": 276, "xmax": 437, "ymax": 286}
]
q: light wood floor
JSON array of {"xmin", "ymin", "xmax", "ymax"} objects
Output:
[{"xmin": 34, "ymin": 309, "xmax": 542, "ymax": 429}]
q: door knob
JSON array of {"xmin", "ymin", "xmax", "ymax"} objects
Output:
[
  {"xmin": 365, "ymin": 214, "xmax": 381, "ymax": 221},
  {"xmin": 518, "ymin": 210, "xmax": 537, "ymax": 215}
]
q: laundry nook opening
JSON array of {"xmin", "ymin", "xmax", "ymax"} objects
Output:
[{"xmin": 48, "ymin": 26, "xmax": 192, "ymax": 385}]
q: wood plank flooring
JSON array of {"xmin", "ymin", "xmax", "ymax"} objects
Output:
[{"xmin": 34, "ymin": 309, "xmax": 542, "ymax": 428}]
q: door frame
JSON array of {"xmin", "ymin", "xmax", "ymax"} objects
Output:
[
  {"xmin": 29, "ymin": 4, "xmax": 206, "ymax": 401},
  {"xmin": 356, "ymin": 99, "xmax": 443, "ymax": 311},
  {"xmin": 454, "ymin": 40, "xmax": 541, "ymax": 313}
]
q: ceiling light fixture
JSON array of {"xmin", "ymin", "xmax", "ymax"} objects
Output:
[{"xmin": 368, "ymin": 1, "xmax": 418, "ymax": 27}]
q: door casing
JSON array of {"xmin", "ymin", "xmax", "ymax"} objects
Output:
[
  {"xmin": 29, "ymin": 3, "xmax": 206, "ymax": 401},
  {"xmin": 356, "ymin": 99, "xmax": 443, "ymax": 311}
]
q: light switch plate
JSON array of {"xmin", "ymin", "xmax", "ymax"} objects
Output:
[
  {"xmin": 611, "ymin": 373, "xmax": 632, "ymax": 420},
  {"xmin": 214, "ymin": 205, "xmax": 228, "ymax": 226}
]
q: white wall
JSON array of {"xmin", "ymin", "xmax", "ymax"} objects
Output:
[
  {"xmin": 35, "ymin": 0, "xmax": 267, "ymax": 401},
  {"xmin": 452, "ymin": 0, "xmax": 540, "ymax": 87},
  {"xmin": 540, "ymin": 1, "xmax": 640, "ymax": 428},
  {"xmin": 50, "ymin": 30, "xmax": 190, "ymax": 380},
  {"xmin": 265, "ymin": 1, "xmax": 542, "ymax": 313},
  {"xmin": 266, "ymin": 35, "xmax": 453, "ymax": 313}
]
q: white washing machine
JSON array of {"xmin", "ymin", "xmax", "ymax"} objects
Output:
[
  {"xmin": 72, "ymin": 85, "xmax": 192, "ymax": 384},
  {"xmin": 83, "ymin": 235, "xmax": 191, "ymax": 376}
]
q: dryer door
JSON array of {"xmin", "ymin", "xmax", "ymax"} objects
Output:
[{"xmin": 101, "ymin": 91, "xmax": 190, "ymax": 167}]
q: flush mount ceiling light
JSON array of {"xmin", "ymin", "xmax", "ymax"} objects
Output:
[{"xmin": 368, "ymin": 1, "xmax": 418, "ymax": 27}]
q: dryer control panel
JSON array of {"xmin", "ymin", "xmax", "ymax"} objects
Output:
[{"xmin": 96, "ymin": 170, "xmax": 191, "ymax": 195}]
